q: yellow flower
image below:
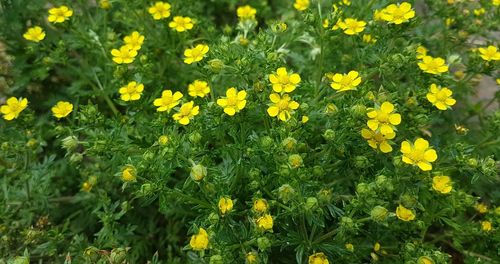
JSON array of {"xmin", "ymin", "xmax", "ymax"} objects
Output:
[
  {"xmin": 268, "ymin": 67, "xmax": 301, "ymax": 93},
  {"xmin": 189, "ymin": 227, "xmax": 209, "ymax": 251},
  {"xmin": 294, "ymin": 0, "xmax": 310, "ymax": 11},
  {"xmin": 153, "ymin": 90, "xmax": 183, "ymax": 112},
  {"xmin": 345, "ymin": 243, "xmax": 354, "ymax": 252},
  {"xmin": 373, "ymin": 242, "xmax": 381, "ymax": 252},
  {"xmin": 475, "ymin": 202, "xmax": 488, "ymax": 214},
  {"xmin": 361, "ymin": 128, "xmax": 395, "ymax": 153},
  {"xmin": 48, "ymin": 5, "xmax": 73, "ymax": 23},
  {"xmin": 366, "ymin": 102, "xmax": 402, "ymax": 135},
  {"xmin": 301, "ymin": 115, "xmax": 309, "ymax": 123},
  {"xmin": 111, "ymin": 46, "xmax": 137, "ymax": 64},
  {"xmin": 1, "ymin": 97, "xmax": 28, "ymax": 121},
  {"xmin": 99, "ymin": 0, "xmax": 111, "ymax": 9},
  {"xmin": 188, "ymin": 80, "xmax": 211, "ymax": 98},
  {"xmin": 373, "ymin": 9, "xmax": 384, "ymax": 21},
  {"xmin": 121, "ymin": 165, "xmax": 136, "ymax": 182},
  {"xmin": 158, "ymin": 135, "xmax": 169, "ymax": 145},
  {"xmin": 217, "ymin": 87, "xmax": 247, "ymax": 116},
  {"xmin": 416, "ymin": 46, "xmax": 428, "ymax": 59},
  {"xmin": 237, "ymin": 5, "xmax": 257, "ymax": 20},
  {"xmin": 478, "ymin": 45, "xmax": 500, "ymax": 61},
  {"xmin": 329, "ymin": 71, "xmax": 362, "ymax": 92},
  {"xmin": 172, "ymin": 101, "xmax": 199, "ymax": 125},
  {"xmin": 473, "ymin": 8, "xmax": 485, "ymax": 16},
  {"xmin": 380, "ymin": 2, "xmax": 415, "ymax": 25},
  {"xmin": 123, "ymin": 31, "xmax": 144, "ymax": 51},
  {"xmin": 400, "ymin": 138, "xmax": 438, "ymax": 171},
  {"xmin": 51, "ymin": 101, "xmax": 73, "ymax": 119},
  {"xmin": 337, "ymin": 18, "xmax": 366, "ymax": 35},
  {"xmin": 148, "ymin": 2, "xmax": 171, "ymax": 20},
  {"xmin": 253, "ymin": 199, "xmax": 268, "ymax": 213},
  {"xmin": 322, "ymin": 19, "xmax": 329, "ymax": 28},
  {"xmin": 418, "ymin": 256, "xmax": 435, "ymax": 264},
  {"xmin": 246, "ymin": 252, "xmax": 258, "ymax": 263},
  {"xmin": 288, "ymin": 154, "xmax": 303, "ymax": 168},
  {"xmin": 396, "ymin": 204, "xmax": 416, "ymax": 221},
  {"xmin": 82, "ymin": 182, "xmax": 93, "ymax": 192},
  {"xmin": 256, "ymin": 214, "xmax": 273, "ymax": 230},
  {"xmin": 308, "ymin": 252, "xmax": 329, "ymax": 264},
  {"xmin": 432, "ymin": 176, "xmax": 452, "ymax": 194},
  {"xmin": 169, "ymin": 16, "xmax": 194, "ymax": 32},
  {"xmin": 426, "ymin": 84, "xmax": 456, "ymax": 110},
  {"xmin": 418, "ymin": 56, "xmax": 448, "ymax": 75},
  {"xmin": 184, "ymin": 44, "xmax": 209, "ymax": 64},
  {"xmin": 493, "ymin": 0, "xmax": 500, "ymax": 6},
  {"xmin": 362, "ymin": 34, "xmax": 377, "ymax": 44},
  {"xmin": 481, "ymin": 221, "xmax": 492, "ymax": 232},
  {"xmin": 218, "ymin": 197, "xmax": 234, "ymax": 215},
  {"xmin": 23, "ymin": 26, "xmax": 46, "ymax": 42},
  {"xmin": 119, "ymin": 81, "xmax": 144, "ymax": 101},
  {"xmin": 267, "ymin": 93, "xmax": 300, "ymax": 121}
]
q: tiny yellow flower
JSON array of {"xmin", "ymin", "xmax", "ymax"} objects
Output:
[
  {"xmin": 218, "ymin": 197, "xmax": 234, "ymax": 215},
  {"xmin": 301, "ymin": 115, "xmax": 309, "ymax": 123},
  {"xmin": 51, "ymin": 101, "xmax": 73, "ymax": 119},
  {"xmin": 99, "ymin": 0, "xmax": 111, "ymax": 9},
  {"xmin": 361, "ymin": 128, "xmax": 395, "ymax": 153},
  {"xmin": 366, "ymin": 102, "xmax": 401, "ymax": 135},
  {"xmin": 82, "ymin": 181, "xmax": 93, "ymax": 192},
  {"xmin": 362, "ymin": 34, "xmax": 377, "ymax": 44},
  {"xmin": 23, "ymin": 26, "xmax": 46, "ymax": 42},
  {"xmin": 184, "ymin": 44, "xmax": 209, "ymax": 64},
  {"xmin": 1, "ymin": 97, "xmax": 28, "ymax": 121},
  {"xmin": 216, "ymin": 87, "xmax": 247, "ymax": 116},
  {"xmin": 396, "ymin": 204, "xmax": 416, "ymax": 221},
  {"xmin": 169, "ymin": 16, "xmax": 194, "ymax": 32},
  {"xmin": 188, "ymin": 80, "xmax": 211, "ymax": 98},
  {"xmin": 121, "ymin": 165, "xmax": 136, "ymax": 182},
  {"xmin": 418, "ymin": 56, "xmax": 448, "ymax": 75},
  {"xmin": 337, "ymin": 18, "xmax": 366, "ymax": 35},
  {"xmin": 172, "ymin": 101, "xmax": 199, "ymax": 125},
  {"xmin": 294, "ymin": 0, "xmax": 310, "ymax": 11},
  {"xmin": 475, "ymin": 202, "xmax": 488, "ymax": 214},
  {"xmin": 119, "ymin": 81, "xmax": 144, "ymax": 101},
  {"xmin": 481, "ymin": 221, "xmax": 492, "ymax": 232},
  {"xmin": 401, "ymin": 138, "xmax": 438, "ymax": 171},
  {"xmin": 148, "ymin": 2, "xmax": 171, "ymax": 20},
  {"xmin": 111, "ymin": 46, "xmax": 137, "ymax": 64},
  {"xmin": 418, "ymin": 256, "xmax": 435, "ymax": 264},
  {"xmin": 329, "ymin": 71, "xmax": 362, "ymax": 92},
  {"xmin": 416, "ymin": 46, "xmax": 428, "ymax": 59},
  {"xmin": 48, "ymin": 5, "xmax": 73, "ymax": 23},
  {"xmin": 345, "ymin": 243, "xmax": 354, "ymax": 252},
  {"xmin": 256, "ymin": 214, "xmax": 273, "ymax": 230},
  {"xmin": 253, "ymin": 199, "xmax": 268, "ymax": 213},
  {"xmin": 322, "ymin": 19, "xmax": 329, "ymax": 28},
  {"xmin": 123, "ymin": 31, "xmax": 144, "ymax": 51},
  {"xmin": 432, "ymin": 176, "xmax": 452, "ymax": 194},
  {"xmin": 189, "ymin": 227, "xmax": 209, "ymax": 251},
  {"xmin": 153, "ymin": 90, "xmax": 183, "ymax": 112},
  {"xmin": 381, "ymin": 2, "xmax": 415, "ymax": 25},
  {"xmin": 478, "ymin": 45, "xmax": 500, "ymax": 61},
  {"xmin": 269, "ymin": 67, "xmax": 301, "ymax": 93},
  {"xmin": 426, "ymin": 84, "xmax": 456, "ymax": 110},
  {"xmin": 237, "ymin": 5, "xmax": 257, "ymax": 20},
  {"xmin": 473, "ymin": 8, "xmax": 485, "ymax": 16},
  {"xmin": 246, "ymin": 252, "xmax": 258, "ymax": 263},
  {"xmin": 308, "ymin": 252, "xmax": 329, "ymax": 264},
  {"xmin": 373, "ymin": 242, "xmax": 381, "ymax": 252},
  {"xmin": 158, "ymin": 135, "xmax": 169, "ymax": 145},
  {"xmin": 267, "ymin": 93, "xmax": 300, "ymax": 121}
]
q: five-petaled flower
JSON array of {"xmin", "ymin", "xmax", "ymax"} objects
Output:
[
  {"xmin": 217, "ymin": 87, "xmax": 247, "ymax": 116},
  {"xmin": 184, "ymin": 44, "xmax": 209, "ymax": 64},
  {"xmin": 380, "ymin": 2, "xmax": 415, "ymax": 24},
  {"xmin": 432, "ymin": 176, "xmax": 452, "ymax": 194},
  {"xmin": 153, "ymin": 90, "xmax": 183, "ymax": 112},
  {"xmin": 308, "ymin": 252, "xmax": 329, "ymax": 264},
  {"xmin": 111, "ymin": 46, "xmax": 138, "ymax": 64},
  {"xmin": 148, "ymin": 2, "xmax": 171, "ymax": 20},
  {"xmin": 329, "ymin": 70, "xmax": 362, "ymax": 92},
  {"xmin": 361, "ymin": 128, "xmax": 395, "ymax": 153},
  {"xmin": 123, "ymin": 31, "xmax": 145, "ymax": 51},
  {"xmin": 172, "ymin": 101, "xmax": 199, "ymax": 125},
  {"xmin": 256, "ymin": 214, "xmax": 273, "ymax": 230},
  {"xmin": 237, "ymin": 5, "xmax": 257, "ymax": 20},
  {"xmin": 426, "ymin": 84, "xmax": 456, "ymax": 110},
  {"xmin": 367, "ymin": 102, "xmax": 401, "ymax": 135},
  {"xmin": 218, "ymin": 197, "xmax": 234, "ymax": 215},
  {"xmin": 269, "ymin": 67, "xmax": 301, "ymax": 93},
  {"xmin": 121, "ymin": 165, "xmax": 136, "ymax": 182},
  {"xmin": 48, "ymin": 5, "xmax": 73, "ymax": 23},
  {"xmin": 169, "ymin": 16, "xmax": 194, "ymax": 32},
  {"xmin": 396, "ymin": 205, "xmax": 416, "ymax": 221},
  {"xmin": 401, "ymin": 138, "xmax": 438, "ymax": 171},
  {"xmin": 336, "ymin": 18, "xmax": 366, "ymax": 35},
  {"xmin": 188, "ymin": 80, "xmax": 211, "ymax": 98},
  {"xmin": 293, "ymin": 0, "xmax": 310, "ymax": 11},
  {"xmin": 1, "ymin": 97, "xmax": 28, "ymax": 121},
  {"xmin": 478, "ymin": 45, "xmax": 500, "ymax": 61},
  {"xmin": 51, "ymin": 101, "xmax": 73, "ymax": 119},
  {"xmin": 418, "ymin": 56, "xmax": 448, "ymax": 75},
  {"xmin": 267, "ymin": 93, "xmax": 300, "ymax": 121},
  {"xmin": 119, "ymin": 81, "xmax": 144, "ymax": 101},
  {"xmin": 189, "ymin": 227, "xmax": 209, "ymax": 251},
  {"xmin": 23, "ymin": 26, "xmax": 46, "ymax": 42}
]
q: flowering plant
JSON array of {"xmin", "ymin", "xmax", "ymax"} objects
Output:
[{"xmin": 1, "ymin": 0, "xmax": 499, "ymax": 263}]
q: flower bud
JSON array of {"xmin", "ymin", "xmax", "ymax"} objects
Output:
[
  {"xmin": 304, "ymin": 197, "xmax": 318, "ymax": 211},
  {"xmin": 190, "ymin": 164, "xmax": 207, "ymax": 181},
  {"xmin": 356, "ymin": 183, "xmax": 370, "ymax": 195},
  {"xmin": 351, "ymin": 104, "xmax": 366, "ymax": 117},
  {"xmin": 189, "ymin": 132, "xmax": 202, "ymax": 143},
  {"xmin": 208, "ymin": 59, "xmax": 224, "ymax": 73},
  {"xmin": 282, "ymin": 137, "xmax": 297, "ymax": 152},
  {"xmin": 158, "ymin": 135, "xmax": 169, "ymax": 145},
  {"xmin": 208, "ymin": 212, "xmax": 219, "ymax": 224},
  {"xmin": 354, "ymin": 156, "xmax": 369, "ymax": 168},
  {"xmin": 323, "ymin": 129, "xmax": 336, "ymax": 141},
  {"xmin": 370, "ymin": 206, "xmax": 388, "ymax": 221},
  {"xmin": 288, "ymin": 154, "xmax": 303, "ymax": 169},
  {"xmin": 210, "ymin": 255, "xmax": 224, "ymax": 264},
  {"xmin": 61, "ymin": 135, "xmax": 79, "ymax": 152},
  {"xmin": 140, "ymin": 183, "xmax": 153, "ymax": 195},
  {"xmin": 11, "ymin": 257, "xmax": 29, "ymax": 264},
  {"xmin": 278, "ymin": 184, "xmax": 295, "ymax": 203},
  {"xmin": 84, "ymin": 246, "xmax": 100, "ymax": 262},
  {"xmin": 69, "ymin": 153, "xmax": 83, "ymax": 164},
  {"xmin": 110, "ymin": 247, "xmax": 127, "ymax": 264},
  {"xmin": 257, "ymin": 237, "xmax": 271, "ymax": 251},
  {"xmin": 260, "ymin": 136, "xmax": 274, "ymax": 148}
]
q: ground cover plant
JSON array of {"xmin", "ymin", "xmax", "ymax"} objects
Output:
[{"xmin": 1, "ymin": 0, "xmax": 500, "ymax": 263}]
